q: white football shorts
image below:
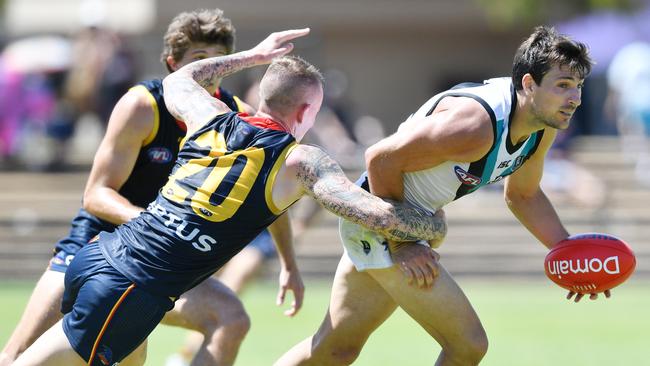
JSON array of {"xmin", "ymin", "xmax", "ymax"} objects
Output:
[{"xmin": 339, "ymin": 218, "xmax": 430, "ymax": 271}]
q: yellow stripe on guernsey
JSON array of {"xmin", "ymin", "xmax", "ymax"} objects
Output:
[
  {"xmin": 129, "ymin": 85, "xmax": 160, "ymax": 147},
  {"xmin": 178, "ymin": 135, "xmax": 189, "ymax": 150},
  {"xmin": 87, "ymin": 284, "xmax": 136, "ymax": 366},
  {"xmin": 162, "ymin": 130, "xmax": 267, "ymax": 222},
  {"xmin": 265, "ymin": 142, "xmax": 298, "ymax": 214},
  {"xmin": 233, "ymin": 96, "xmax": 246, "ymax": 112}
]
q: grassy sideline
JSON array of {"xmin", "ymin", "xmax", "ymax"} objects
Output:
[{"xmin": 1, "ymin": 278, "xmax": 648, "ymax": 365}]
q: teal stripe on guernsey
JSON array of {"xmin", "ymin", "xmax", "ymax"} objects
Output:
[
  {"xmin": 500, "ymin": 131, "xmax": 540, "ymax": 177},
  {"xmin": 478, "ymin": 118, "xmax": 506, "ymax": 189}
]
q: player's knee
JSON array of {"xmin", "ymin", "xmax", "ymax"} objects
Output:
[
  {"xmin": 312, "ymin": 334, "xmax": 363, "ymax": 365},
  {"xmin": 197, "ymin": 292, "xmax": 250, "ymax": 337},
  {"xmin": 444, "ymin": 327, "xmax": 488, "ymax": 365},
  {"xmin": 221, "ymin": 309, "xmax": 251, "ymax": 340},
  {"xmin": 203, "ymin": 304, "xmax": 251, "ymax": 341},
  {"xmin": 326, "ymin": 345, "xmax": 362, "ymax": 365},
  {"xmin": 466, "ymin": 330, "xmax": 489, "ymax": 363}
]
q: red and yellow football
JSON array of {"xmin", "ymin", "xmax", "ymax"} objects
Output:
[{"xmin": 544, "ymin": 233, "xmax": 636, "ymax": 293}]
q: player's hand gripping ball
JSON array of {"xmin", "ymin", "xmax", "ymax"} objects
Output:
[{"xmin": 544, "ymin": 233, "xmax": 636, "ymax": 294}]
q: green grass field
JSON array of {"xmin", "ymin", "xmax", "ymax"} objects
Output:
[{"xmin": 1, "ymin": 278, "xmax": 648, "ymax": 366}]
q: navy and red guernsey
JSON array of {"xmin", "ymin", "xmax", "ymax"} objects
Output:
[
  {"xmin": 99, "ymin": 111, "xmax": 297, "ymax": 297},
  {"xmin": 117, "ymin": 79, "xmax": 244, "ymax": 209},
  {"xmin": 53, "ymin": 79, "xmax": 244, "ymax": 262}
]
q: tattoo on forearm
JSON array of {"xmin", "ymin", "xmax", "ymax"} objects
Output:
[
  {"xmin": 163, "ymin": 52, "xmax": 256, "ymax": 128},
  {"xmin": 164, "ymin": 77, "xmax": 216, "ymax": 126},
  {"xmin": 295, "ymin": 146, "xmax": 447, "ymax": 241},
  {"xmin": 384, "ymin": 202, "xmax": 447, "ymax": 242},
  {"xmin": 186, "ymin": 53, "xmax": 254, "ymax": 90}
]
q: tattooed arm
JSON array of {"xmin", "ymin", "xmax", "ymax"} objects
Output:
[
  {"xmin": 285, "ymin": 144, "xmax": 447, "ymax": 242},
  {"xmin": 163, "ymin": 28, "xmax": 310, "ymax": 135}
]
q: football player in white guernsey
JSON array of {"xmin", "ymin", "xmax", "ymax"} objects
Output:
[{"xmin": 276, "ymin": 26, "xmax": 601, "ymax": 366}]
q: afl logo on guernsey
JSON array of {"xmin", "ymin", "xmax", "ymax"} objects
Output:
[
  {"xmin": 147, "ymin": 147, "xmax": 173, "ymax": 163},
  {"xmin": 454, "ymin": 166, "xmax": 481, "ymax": 186}
]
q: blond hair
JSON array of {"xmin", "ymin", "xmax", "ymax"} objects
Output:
[{"xmin": 259, "ymin": 56, "xmax": 324, "ymax": 115}]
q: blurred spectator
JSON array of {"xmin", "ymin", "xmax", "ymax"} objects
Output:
[
  {"xmin": 0, "ymin": 26, "xmax": 135, "ymax": 170},
  {"xmin": 245, "ymin": 68, "xmax": 373, "ymax": 170},
  {"xmin": 63, "ymin": 26, "xmax": 135, "ymax": 123},
  {"xmin": 606, "ymin": 41, "xmax": 650, "ymax": 186},
  {"xmin": 51, "ymin": 25, "xmax": 135, "ymax": 170},
  {"xmin": 0, "ymin": 37, "xmax": 66, "ymax": 169},
  {"xmin": 540, "ymin": 128, "xmax": 606, "ymax": 209},
  {"xmin": 306, "ymin": 68, "xmax": 370, "ymax": 170},
  {"xmin": 0, "ymin": 55, "xmax": 26, "ymax": 163}
]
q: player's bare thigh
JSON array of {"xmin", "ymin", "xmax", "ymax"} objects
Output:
[
  {"xmin": 11, "ymin": 320, "xmax": 86, "ymax": 366},
  {"xmin": 313, "ymin": 255, "xmax": 398, "ymax": 359},
  {"xmin": 16, "ymin": 270, "xmax": 66, "ymax": 328},
  {"xmin": 275, "ymin": 254, "xmax": 398, "ymax": 365},
  {"xmin": 160, "ymin": 277, "xmax": 246, "ymax": 331},
  {"xmin": 12, "ymin": 320, "xmax": 147, "ymax": 366},
  {"xmin": 366, "ymin": 262, "xmax": 487, "ymax": 352}
]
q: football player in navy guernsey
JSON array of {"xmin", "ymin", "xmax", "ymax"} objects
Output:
[
  {"xmin": 13, "ymin": 29, "xmax": 447, "ymax": 366},
  {"xmin": 1, "ymin": 9, "xmax": 286, "ymax": 366},
  {"xmin": 277, "ymin": 26, "xmax": 608, "ymax": 366}
]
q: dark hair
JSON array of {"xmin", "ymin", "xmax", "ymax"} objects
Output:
[
  {"xmin": 512, "ymin": 26, "xmax": 592, "ymax": 90},
  {"xmin": 160, "ymin": 9, "xmax": 235, "ymax": 72}
]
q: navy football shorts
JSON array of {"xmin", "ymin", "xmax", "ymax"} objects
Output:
[
  {"xmin": 50, "ymin": 209, "xmax": 115, "ymax": 273},
  {"xmin": 49, "ymin": 248, "xmax": 77, "ymax": 273},
  {"xmin": 49, "ymin": 233, "xmax": 96, "ymax": 273},
  {"xmin": 62, "ymin": 242, "xmax": 174, "ymax": 366}
]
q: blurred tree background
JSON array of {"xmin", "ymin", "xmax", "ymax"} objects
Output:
[{"xmin": 476, "ymin": 0, "xmax": 641, "ymax": 27}]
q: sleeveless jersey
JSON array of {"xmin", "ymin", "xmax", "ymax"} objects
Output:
[
  {"xmin": 401, "ymin": 77, "xmax": 545, "ymax": 212},
  {"xmin": 55, "ymin": 80, "xmax": 244, "ymax": 254},
  {"xmin": 100, "ymin": 112, "xmax": 297, "ymax": 297},
  {"xmin": 120, "ymin": 79, "xmax": 242, "ymax": 208}
]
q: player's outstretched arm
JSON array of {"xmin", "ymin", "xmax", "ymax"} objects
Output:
[
  {"xmin": 504, "ymin": 130, "xmax": 612, "ymax": 302},
  {"xmin": 267, "ymin": 213, "xmax": 304, "ymax": 317},
  {"xmin": 163, "ymin": 28, "xmax": 310, "ymax": 135},
  {"xmin": 504, "ymin": 128, "xmax": 569, "ymax": 249},
  {"xmin": 287, "ymin": 144, "xmax": 447, "ymax": 242}
]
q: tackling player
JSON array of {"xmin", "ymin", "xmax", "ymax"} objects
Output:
[
  {"xmin": 12, "ymin": 28, "xmax": 447, "ymax": 366},
  {"xmin": 0, "ymin": 9, "xmax": 288, "ymax": 366}
]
